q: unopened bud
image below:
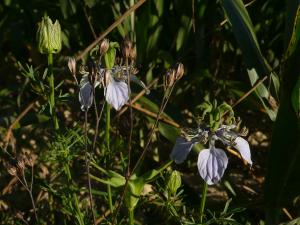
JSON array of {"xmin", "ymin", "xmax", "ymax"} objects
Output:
[
  {"xmin": 68, "ymin": 57, "xmax": 76, "ymax": 76},
  {"xmin": 37, "ymin": 16, "xmax": 62, "ymax": 54},
  {"xmin": 164, "ymin": 69, "xmax": 176, "ymax": 88},
  {"xmin": 122, "ymin": 38, "xmax": 133, "ymax": 59},
  {"xmin": 100, "ymin": 39, "xmax": 110, "ymax": 55},
  {"xmin": 174, "ymin": 63, "xmax": 184, "ymax": 80},
  {"xmin": 7, "ymin": 165, "xmax": 17, "ymax": 176},
  {"xmin": 167, "ymin": 170, "xmax": 181, "ymax": 195}
]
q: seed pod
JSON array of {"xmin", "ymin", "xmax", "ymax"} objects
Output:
[
  {"xmin": 174, "ymin": 63, "xmax": 184, "ymax": 81},
  {"xmin": 7, "ymin": 165, "xmax": 17, "ymax": 176},
  {"xmin": 36, "ymin": 16, "xmax": 62, "ymax": 54},
  {"xmin": 167, "ymin": 170, "xmax": 181, "ymax": 195},
  {"xmin": 68, "ymin": 57, "xmax": 76, "ymax": 76},
  {"xmin": 100, "ymin": 39, "xmax": 110, "ymax": 55}
]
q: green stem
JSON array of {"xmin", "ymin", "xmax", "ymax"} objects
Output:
[
  {"xmin": 105, "ymin": 103, "xmax": 113, "ymax": 212},
  {"xmin": 47, "ymin": 53, "xmax": 59, "ymax": 129},
  {"xmin": 200, "ymin": 182, "xmax": 208, "ymax": 223},
  {"xmin": 129, "ymin": 209, "xmax": 134, "ymax": 225}
]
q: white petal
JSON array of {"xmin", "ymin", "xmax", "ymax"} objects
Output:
[
  {"xmin": 170, "ymin": 137, "xmax": 194, "ymax": 164},
  {"xmin": 79, "ymin": 82, "xmax": 93, "ymax": 111},
  {"xmin": 234, "ymin": 137, "xmax": 252, "ymax": 165},
  {"xmin": 105, "ymin": 79, "xmax": 129, "ymax": 110},
  {"xmin": 197, "ymin": 148, "xmax": 228, "ymax": 185}
]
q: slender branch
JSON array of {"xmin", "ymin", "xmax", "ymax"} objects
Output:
[
  {"xmin": 3, "ymin": 101, "xmax": 36, "ymax": 151},
  {"xmin": 115, "ymin": 78, "xmax": 159, "ymax": 118},
  {"xmin": 231, "ymin": 76, "xmax": 268, "ymax": 108},
  {"xmin": 83, "ymin": 6, "xmax": 97, "ymax": 39},
  {"xmin": 76, "ymin": 0, "xmax": 146, "ymax": 61}
]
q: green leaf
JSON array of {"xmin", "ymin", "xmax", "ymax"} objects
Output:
[
  {"xmin": 284, "ymin": 4, "xmax": 300, "ymax": 59},
  {"xmin": 223, "ymin": 0, "xmax": 270, "ymax": 76},
  {"xmin": 291, "ymin": 76, "xmax": 300, "ymax": 117}
]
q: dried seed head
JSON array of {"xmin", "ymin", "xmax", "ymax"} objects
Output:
[
  {"xmin": 68, "ymin": 57, "xmax": 76, "ymax": 76},
  {"xmin": 122, "ymin": 38, "xmax": 133, "ymax": 59},
  {"xmin": 174, "ymin": 62, "xmax": 184, "ymax": 80},
  {"xmin": 24, "ymin": 154, "xmax": 36, "ymax": 167},
  {"xmin": 129, "ymin": 47, "xmax": 136, "ymax": 62},
  {"xmin": 100, "ymin": 38, "xmax": 110, "ymax": 55},
  {"xmin": 164, "ymin": 68, "xmax": 176, "ymax": 88},
  {"xmin": 17, "ymin": 157, "xmax": 25, "ymax": 171},
  {"xmin": 7, "ymin": 165, "xmax": 17, "ymax": 176}
]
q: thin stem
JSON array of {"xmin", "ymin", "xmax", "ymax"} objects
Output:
[
  {"xmin": 105, "ymin": 103, "xmax": 113, "ymax": 212},
  {"xmin": 129, "ymin": 209, "xmax": 134, "ymax": 225},
  {"xmin": 20, "ymin": 174, "xmax": 38, "ymax": 222},
  {"xmin": 200, "ymin": 182, "xmax": 208, "ymax": 223},
  {"xmin": 126, "ymin": 58, "xmax": 133, "ymax": 178},
  {"xmin": 130, "ymin": 0, "xmax": 136, "ymax": 42},
  {"xmin": 47, "ymin": 53, "xmax": 59, "ymax": 129},
  {"xmin": 92, "ymin": 101, "xmax": 106, "ymax": 152},
  {"xmin": 84, "ymin": 111, "xmax": 96, "ymax": 225},
  {"xmin": 112, "ymin": 81, "xmax": 176, "ymax": 224}
]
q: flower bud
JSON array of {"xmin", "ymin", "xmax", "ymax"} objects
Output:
[
  {"xmin": 100, "ymin": 39, "xmax": 110, "ymax": 55},
  {"xmin": 164, "ymin": 68, "xmax": 176, "ymax": 88},
  {"xmin": 167, "ymin": 170, "xmax": 181, "ymax": 195},
  {"xmin": 68, "ymin": 57, "xmax": 76, "ymax": 76},
  {"xmin": 174, "ymin": 62, "xmax": 184, "ymax": 80},
  {"xmin": 122, "ymin": 38, "xmax": 133, "ymax": 59},
  {"xmin": 37, "ymin": 16, "xmax": 62, "ymax": 54}
]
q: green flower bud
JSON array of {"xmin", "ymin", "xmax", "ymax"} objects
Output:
[
  {"xmin": 167, "ymin": 170, "xmax": 181, "ymax": 195},
  {"xmin": 37, "ymin": 16, "xmax": 62, "ymax": 54}
]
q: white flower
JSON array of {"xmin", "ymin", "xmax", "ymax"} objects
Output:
[
  {"xmin": 170, "ymin": 125, "xmax": 252, "ymax": 185},
  {"xmin": 79, "ymin": 75, "xmax": 93, "ymax": 111},
  {"xmin": 104, "ymin": 70, "xmax": 129, "ymax": 111}
]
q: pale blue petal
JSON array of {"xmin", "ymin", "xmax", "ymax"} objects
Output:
[
  {"xmin": 105, "ymin": 79, "xmax": 129, "ymax": 110},
  {"xmin": 197, "ymin": 147, "xmax": 228, "ymax": 185},
  {"xmin": 170, "ymin": 137, "xmax": 194, "ymax": 164},
  {"xmin": 79, "ymin": 82, "xmax": 93, "ymax": 111},
  {"xmin": 234, "ymin": 137, "xmax": 252, "ymax": 165}
]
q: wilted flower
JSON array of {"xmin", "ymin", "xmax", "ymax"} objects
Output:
[
  {"xmin": 170, "ymin": 123, "xmax": 252, "ymax": 185},
  {"xmin": 7, "ymin": 165, "xmax": 17, "ymax": 176},
  {"xmin": 36, "ymin": 15, "xmax": 61, "ymax": 54}
]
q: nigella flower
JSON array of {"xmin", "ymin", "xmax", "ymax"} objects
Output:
[
  {"xmin": 170, "ymin": 124, "xmax": 252, "ymax": 185},
  {"xmin": 104, "ymin": 70, "xmax": 129, "ymax": 110},
  {"xmin": 79, "ymin": 75, "xmax": 94, "ymax": 111}
]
